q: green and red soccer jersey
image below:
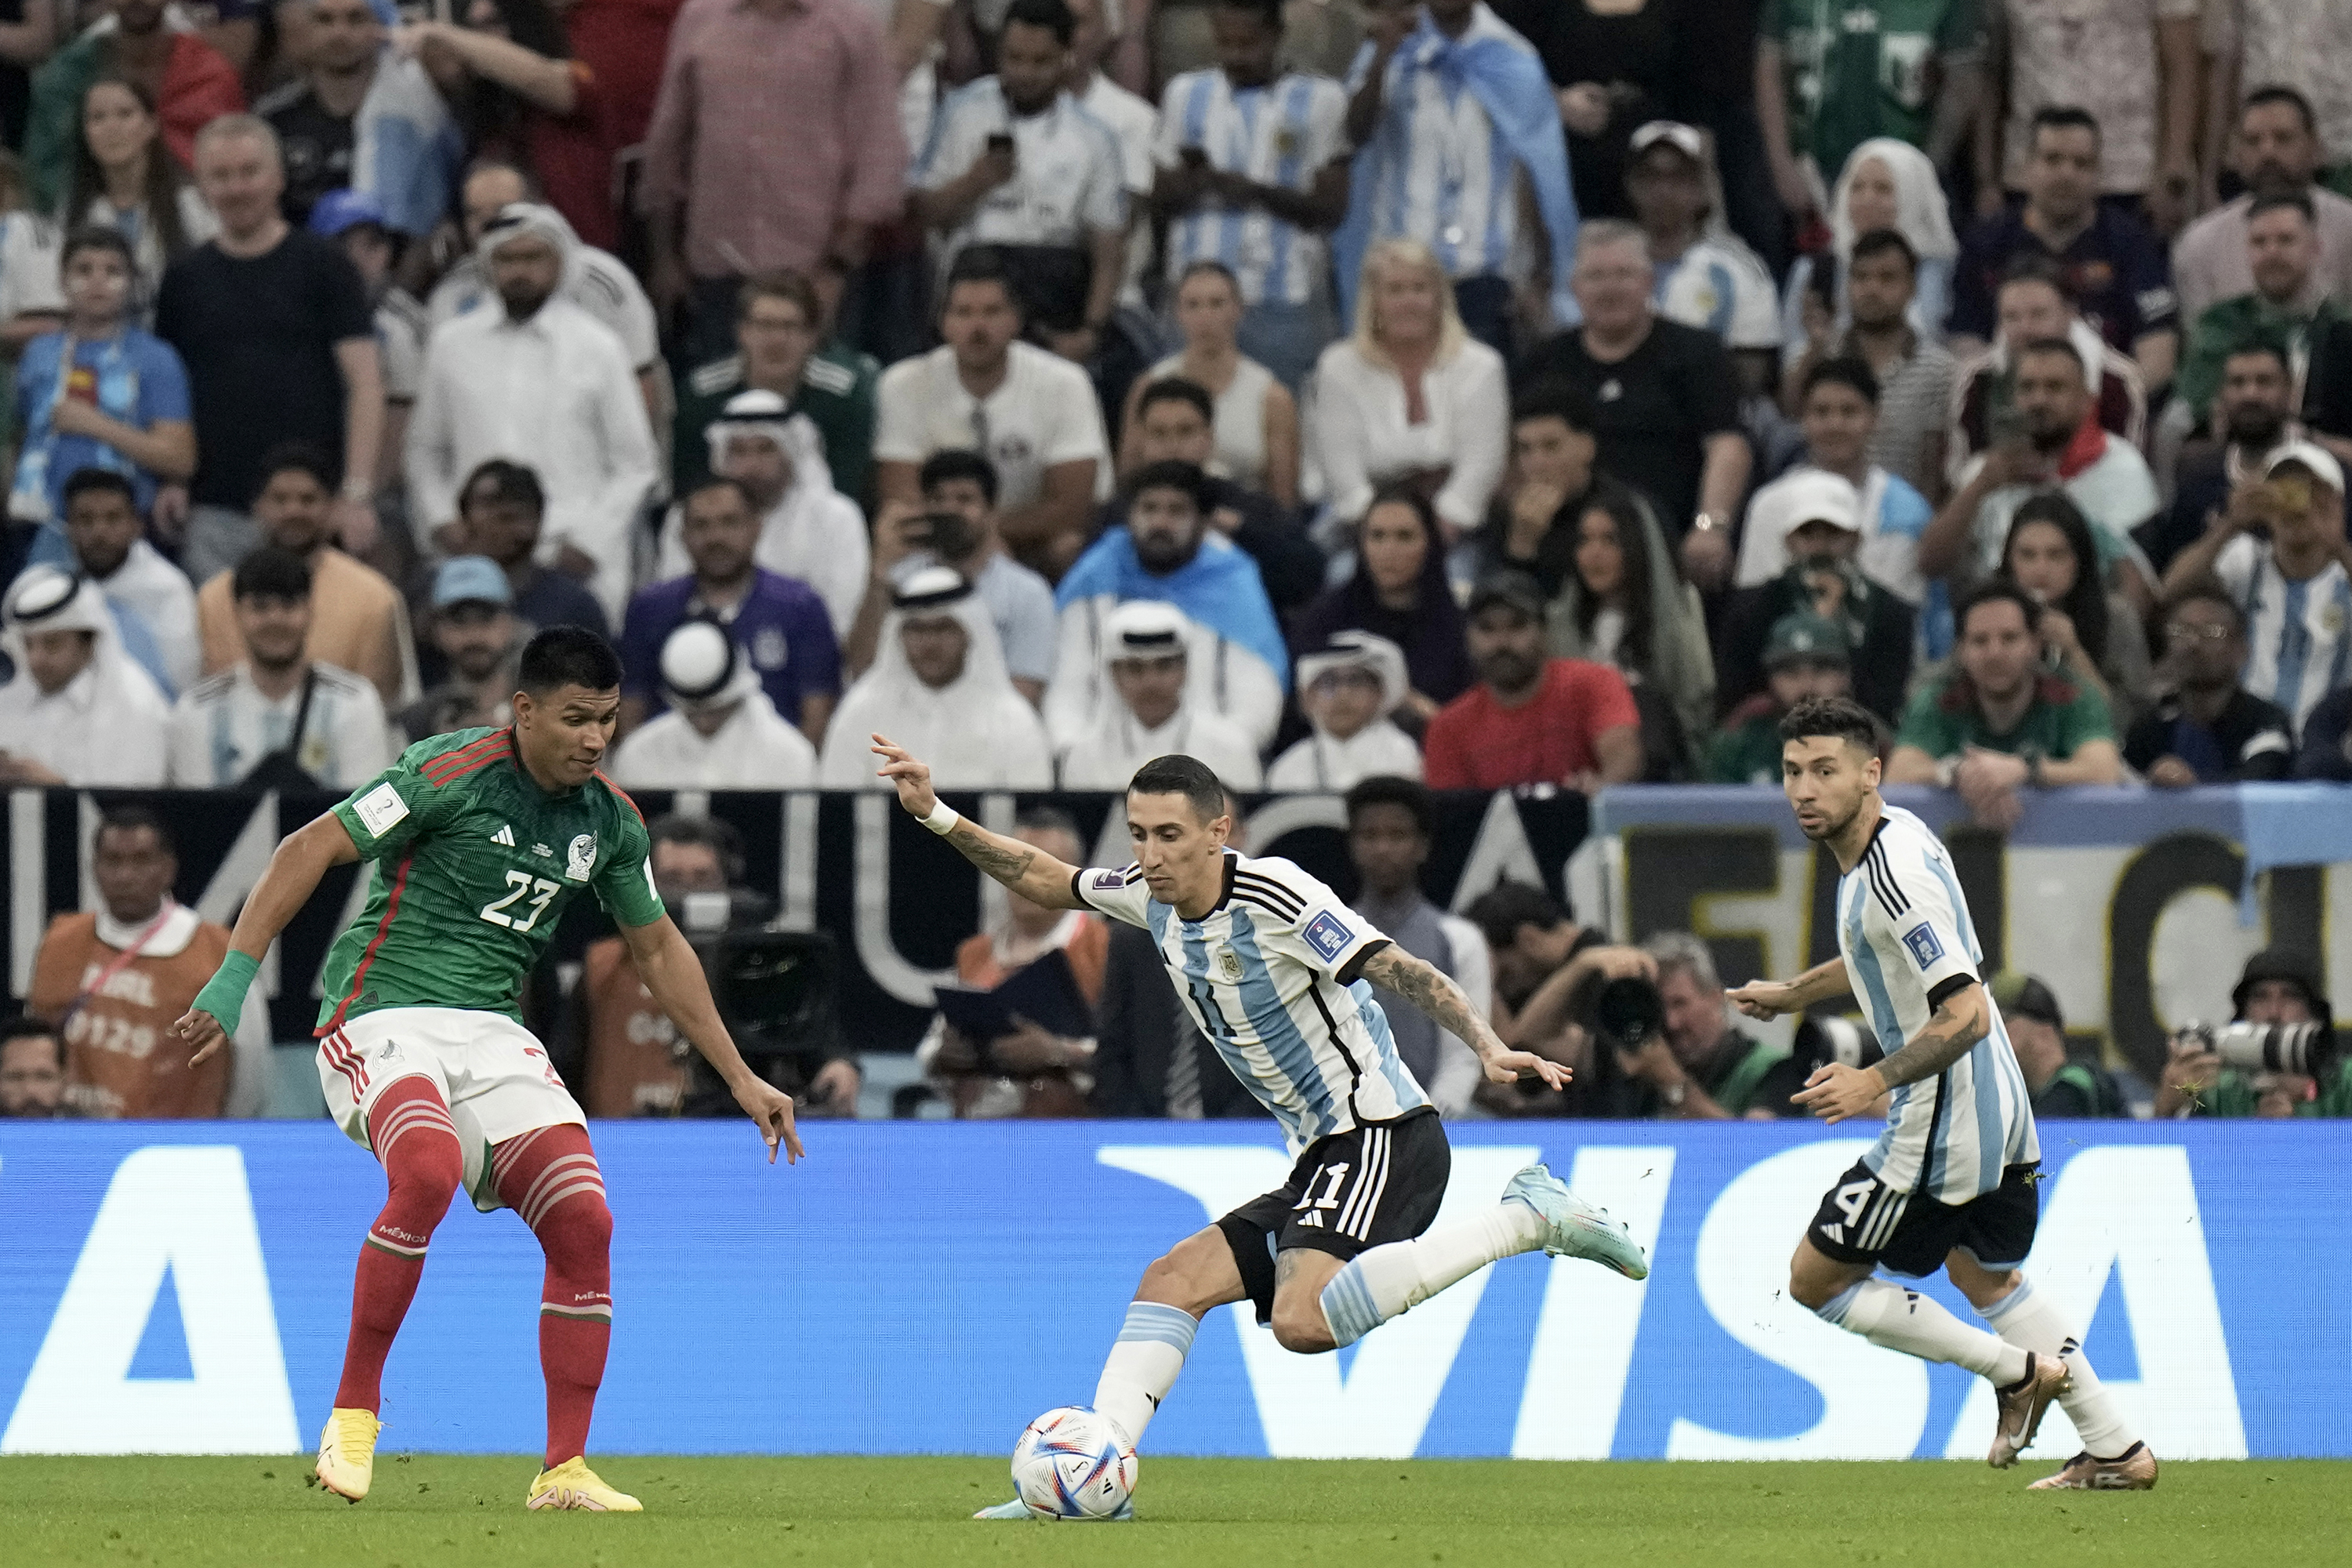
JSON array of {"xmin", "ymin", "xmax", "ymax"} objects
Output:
[{"xmin": 317, "ymin": 727, "xmax": 664, "ymax": 1033}]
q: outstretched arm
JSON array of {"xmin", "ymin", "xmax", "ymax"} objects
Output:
[
  {"xmin": 618, "ymin": 914, "xmax": 804, "ymax": 1163},
  {"xmin": 1359, "ymin": 945, "xmax": 1570, "ymax": 1090},
  {"xmin": 172, "ymin": 811, "xmax": 361, "ymax": 1065},
  {"xmin": 1727, "ymin": 956, "xmax": 1851, "ymax": 1020},
  {"xmin": 871, "ymin": 735, "xmax": 1087, "ymax": 910}
]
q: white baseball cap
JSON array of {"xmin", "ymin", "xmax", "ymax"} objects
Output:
[
  {"xmin": 1777, "ymin": 469, "xmax": 1863, "ymax": 533},
  {"xmin": 2264, "ymin": 440, "xmax": 2346, "ymax": 496}
]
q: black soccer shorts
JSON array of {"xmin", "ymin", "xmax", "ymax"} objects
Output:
[
  {"xmin": 1807, "ymin": 1156, "xmax": 2042, "ymax": 1279},
  {"xmin": 1215, "ymin": 1108, "xmax": 1450, "ymax": 1325}
]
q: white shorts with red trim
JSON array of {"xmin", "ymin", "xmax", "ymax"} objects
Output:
[{"xmin": 318, "ymin": 1007, "xmax": 586, "ymax": 1214}]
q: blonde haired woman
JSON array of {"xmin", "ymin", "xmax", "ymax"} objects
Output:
[{"xmin": 1309, "ymin": 238, "xmax": 1508, "ymax": 537}]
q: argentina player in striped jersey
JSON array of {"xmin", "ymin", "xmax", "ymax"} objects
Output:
[
  {"xmin": 868, "ymin": 735, "xmax": 1646, "ymax": 1519},
  {"xmin": 1728, "ymin": 698, "xmax": 2158, "ymax": 1491}
]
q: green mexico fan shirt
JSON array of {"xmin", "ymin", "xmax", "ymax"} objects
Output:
[{"xmin": 316, "ymin": 727, "xmax": 664, "ymax": 1032}]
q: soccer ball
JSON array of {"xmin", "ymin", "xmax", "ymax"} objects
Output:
[{"xmin": 1009, "ymin": 1406, "xmax": 1137, "ymax": 1520}]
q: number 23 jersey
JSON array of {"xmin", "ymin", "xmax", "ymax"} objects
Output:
[{"xmin": 316, "ymin": 727, "xmax": 664, "ymax": 1032}]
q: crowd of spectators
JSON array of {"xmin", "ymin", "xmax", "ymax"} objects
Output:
[{"xmin": 0, "ymin": 0, "xmax": 2350, "ymax": 1120}]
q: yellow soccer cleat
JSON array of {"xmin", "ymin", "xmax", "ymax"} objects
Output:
[
  {"xmin": 526, "ymin": 1456, "xmax": 644, "ymax": 1512},
  {"xmin": 314, "ymin": 1407, "xmax": 383, "ymax": 1503}
]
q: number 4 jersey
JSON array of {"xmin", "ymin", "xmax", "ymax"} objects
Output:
[{"xmin": 316, "ymin": 727, "xmax": 664, "ymax": 1033}]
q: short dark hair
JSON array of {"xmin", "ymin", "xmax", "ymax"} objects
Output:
[
  {"xmin": 1136, "ymin": 376, "xmax": 1215, "ymax": 426},
  {"xmin": 0, "ymin": 1014, "xmax": 61, "ymax": 1058},
  {"xmin": 1958, "ymin": 576, "xmax": 2042, "ymax": 637},
  {"xmin": 942, "ymin": 245, "xmax": 1022, "ymax": 313},
  {"xmin": 2223, "ymin": 334, "xmax": 2293, "ymax": 376},
  {"xmin": 1014, "ymin": 804, "xmax": 1083, "ymax": 843},
  {"xmin": 517, "ymin": 624, "xmax": 623, "ymax": 695},
  {"xmin": 2242, "ymin": 85, "xmax": 2317, "ymax": 136},
  {"xmin": 2029, "ymin": 106, "xmax": 2102, "ymax": 147},
  {"xmin": 1002, "ymin": 0, "xmax": 1075, "ymax": 45},
  {"xmin": 61, "ymin": 467, "xmax": 136, "ymax": 514},
  {"xmin": 648, "ymin": 812, "xmax": 745, "ymax": 881},
  {"xmin": 1777, "ymin": 694, "xmax": 1879, "ymax": 753},
  {"xmin": 1462, "ymin": 881, "xmax": 1569, "ymax": 953},
  {"xmin": 1210, "ymin": 0, "xmax": 1282, "ymax": 28},
  {"xmin": 2249, "ymin": 189, "xmax": 2317, "ymax": 227},
  {"xmin": 232, "ymin": 543, "xmax": 314, "ymax": 603},
  {"xmin": 1345, "ymin": 774, "xmax": 1434, "ymax": 839},
  {"xmin": 1802, "ymin": 355, "xmax": 1879, "ymax": 407},
  {"xmin": 1849, "ymin": 226, "xmax": 1918, "ymax": 275},
  {"xmin": 1511, "ymin": 379, "xmax": 1599, "ymax": 434},
  {"xmin": 95, "ymin": 802, "xmax": 175, "ymax": 857},
  {"xmin": 461, "ymin": 459, "xmax": 546, "ymax": 516},
  {"xmin": 1127, "ymin": 753, "xmax": 1229, "ymax": 821},
  {"xmin": 253, "ymin": 441, "xmax": 337, "ymax": 500},
  {"xmin": 920, "ymin": 448, "xmax": 999, "ymax": 506},
  {"xmin": 1998, "ymin": 252, "xmax": 2072, "ymax": 305},
  {"xmin": 60, "ymin": 222, "xmax": 134, "ymax": 273},
  {"xmin": 736, "ymin": 269, "xmax": 821, "ymax": 325},
  {"xmin": 684, "ymin": 474, "xmax": 758, "ymax": 515},
  {"xmin": 1127, "ymin": 458, "xmax": 1210, "ymax": 513},
  {"xmin": 2014, "ymin": 335, "xmax": 2083, "ymax": 374},
  {"xmin": 2161, "ymin": 574, "xmax": 2247, "ymax": 640}
]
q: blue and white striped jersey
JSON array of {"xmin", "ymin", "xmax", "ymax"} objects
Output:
[
  {"xmin": 1073, "ymin": 851, "xmax": 1429, "ymax": 1155},
  {"xmin": 1345, "ymin": 7, "xmax": 1542, "ymax": 282},
  {"xmin": 1156, "ymin": 68, "xmax": 1349, "ymax": 307},
  {"xmin": 1838, "ymin": 806, "xmax": 2037, "ymax": 1206},
  {"xmin": 2215, "ymin": 537, "xmax": 2352, "ymax": 733}
]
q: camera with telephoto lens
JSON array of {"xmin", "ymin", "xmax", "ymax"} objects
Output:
[
  {"xmin": 1593, "ymin": 975, "xmax": 1665, "ymax": 1051},
  {"xmin": 2173, "ymin": 1020, "xmax": 2338, "ymax": 1078}
]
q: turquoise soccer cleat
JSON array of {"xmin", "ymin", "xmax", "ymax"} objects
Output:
[{"xmin": 1504, "ymin": 1163, "xmax": 1650, "ymax": 1279}]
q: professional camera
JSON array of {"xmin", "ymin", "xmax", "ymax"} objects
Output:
[
  {"xmin": 1593, "ymin": 975, "xmax": 1665, "ymax": 1051},
  {"xmin": 670, "ymin": 889, "xmax": 844, "ymax": 1116},
  {"xmin": 2172, "ymin": 1020, "xmax": 2338, "ymax": 1079}
]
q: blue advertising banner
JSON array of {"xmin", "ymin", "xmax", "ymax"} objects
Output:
[{"xmin": 0, "ymin": 1122, "xmax": 2339, "ymax": 1461}]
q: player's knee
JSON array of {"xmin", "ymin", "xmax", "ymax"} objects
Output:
[
  {"xmin": 1269, "ymin": 1302, "xmax": 1335, "ymax": 1355},
  {"xmin": 539, "ymin": 1189, "xmax": 613, "ymax": 1269},
  {"xmin": 383, "ymin": 1131, "xmax": 463, "ymax": 1219}
]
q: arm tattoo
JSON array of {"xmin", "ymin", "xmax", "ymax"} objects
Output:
[
  {"xmin": 1363, "ymin": 946, "xmax": 1494, "ymax": 1053},
  {"xmin": 946, "ymin": 819, "xmax": 1036, "ymax": 886},
  {"xmin": 1873, "ymin": 995, "xmax": 1986, "ymax": 1090}
]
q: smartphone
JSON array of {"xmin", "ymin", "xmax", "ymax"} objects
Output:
[
  {"xmin": 1179, "ymin": 145, "xmax": 1209, "ymax": 169},
  {"xmin": 986, "ymin": 131, "xmax": 1015, "ymax": 155}
]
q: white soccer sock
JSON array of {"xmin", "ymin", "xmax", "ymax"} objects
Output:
[
  {"xmin": 1980, "ymin": 1278, "xmax": 2140, "ymax": 1457},
  {"xmin": 1816, "ymin": 1278, "xmax": 2030, "ymax": 1382},
  {"xmin": 1091, "ymin": 1301, "xmax": 1198, "ymax": 1447},
  {"xmin": 1319, "ymin": 1203, "xmax": 1548, "ymax": 1348}
]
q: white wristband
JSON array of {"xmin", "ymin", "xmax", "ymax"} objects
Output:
[{"xmin": 920, "ymin": 801, "xmax": 961, "ymax": 836}]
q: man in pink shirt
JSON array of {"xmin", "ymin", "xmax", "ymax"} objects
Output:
[
  {"xmin": 1422, "ymin": 573, "xmax": 1646, "ymax": 792},
  {"xmin": 639, "ymin": 0, "xmax": 907, "ymax": 359}
]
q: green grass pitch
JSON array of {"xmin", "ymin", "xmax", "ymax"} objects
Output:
[{"xmin": 1, "ymin": 1456, "xmax": 2344, "ymax": 1567}]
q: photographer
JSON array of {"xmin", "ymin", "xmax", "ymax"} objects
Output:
[
  {"xmin": 2155, "ymin": 949, "xmax": 2352, "ymax": 1119},
  {"xmin": 571, "ymin": 815, "xmax": 860, "ymax": 1119},
  {"xmin": 1611, "ymin": 934, "xmax": 1823, "ymax": 1120},
  {"xmin": 1991, "ymin": 971, "xmax": 2122, "ymax": 1118},
  {"xmin": 1462, "ymin": 881, "xmax": 1653, "ymax": 1119}
]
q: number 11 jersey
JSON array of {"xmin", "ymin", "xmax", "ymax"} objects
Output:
[{"xmin": 316, "ymin": 727, "xmax": 664, "ymax": 1033}]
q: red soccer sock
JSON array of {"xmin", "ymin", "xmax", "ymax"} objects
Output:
[
  {"xmin": 334, "ymin": 1078, "xmax": 462, "ymax": 1413},
  {"xmin": 492, "ymin": 1125, "xmax": 613, "ymax": 1469}
]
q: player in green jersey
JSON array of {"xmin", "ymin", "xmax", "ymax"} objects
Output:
[{"xmin": 172, "ymin": 627, "xmax": 800, "ymax": 1514}]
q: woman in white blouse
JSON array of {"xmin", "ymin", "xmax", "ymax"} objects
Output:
[
  {"xmin": 1120, "ymin": 260, "xmax": 1299, "ymax": 507},
  {"xmin": 1311, "ymin": 238, "xmax": 1508, "ymax": 540},
  {"xmin": 65, "ymin": 77, "xmax": 216, "ymax": 324}
]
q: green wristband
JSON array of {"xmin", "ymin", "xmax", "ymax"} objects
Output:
[{"xmin": 191, "ymin": 949, "xmax": 260, "ymax": 1036}]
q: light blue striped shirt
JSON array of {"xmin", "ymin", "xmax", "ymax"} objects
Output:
[{"xmin": 1157, "ymin": 68, "xmax": 1348, "ymax": 307}]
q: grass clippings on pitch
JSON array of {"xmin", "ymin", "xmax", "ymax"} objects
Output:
[{"xmin": 0, "ymin": 1454, "xmax": 2341, "ymax": 1568}]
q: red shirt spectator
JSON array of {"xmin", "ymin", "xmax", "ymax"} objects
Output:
[
  {"xmin": 1423, "ymin": 575, "xmax": 1644, "ymax": 790},
  {"xmin": 530, "ymin": 0, "xmax": 682, "ymax": 252}
]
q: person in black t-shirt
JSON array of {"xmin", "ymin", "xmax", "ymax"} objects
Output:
[
  {"xmin": 1515, "ymin": 220, "xmax": 1750, "ymax": 590},
  {"xmin": 2124, "ymin": 577, "xmax": 2294, "ymax": 786},
  {"xmin": 156, "ymin": 116, "xmax": 383, "ymax": 588},
  {"xmin": 253, "ymin": 0, "xmax": 381, "ymax": 226}
]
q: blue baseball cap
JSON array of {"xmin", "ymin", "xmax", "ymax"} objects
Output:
[
  {"xmin": 307, "ymin": 187, "xmax": 390, "ymax": 239},
  {"xmin": 432, "ymin": 556, "xmax": 512, "ymax": 610}
]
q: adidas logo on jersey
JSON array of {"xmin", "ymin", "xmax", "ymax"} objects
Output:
[{"xmin": 492, "ymin": 824, "xmax": 516, "ymax": 847}]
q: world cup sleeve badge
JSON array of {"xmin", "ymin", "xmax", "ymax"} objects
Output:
[
  {"xmin": 1901, "ymin": 922, "xmax": 1944, "ymax": 970},
  {"xmin": 566, "ymin": 833, "xmax": 598, "ymax": 883},
  {"xmin": 1303, "ymin": 911, "xmax": 1354, "ymax": 963}
]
